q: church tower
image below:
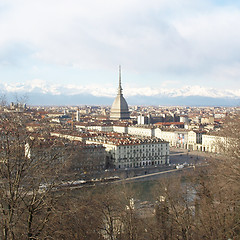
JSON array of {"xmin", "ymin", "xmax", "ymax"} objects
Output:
[{"xmin": 110, "ymin": 66, "xmax": 130, "ymax": 120}]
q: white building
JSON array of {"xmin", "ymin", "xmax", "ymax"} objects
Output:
[
  {"xmin": 202, "ymin": 134, "xmax": 227, "ymax": 153},
  {"xmin": 155, "ymin": 129, "xmax": 188, "ymax": 148},
  {"xmin": 128, "ymin": 126, "xmax": 154, "ymax": 138},
  {"xmin": 86, "ymin": 125, "xmax": 113, "ymax": 132},
  {"xmin": 201, "ymin": 117, "xmax": 214, "ymax": 124},
  {"xmin": 137, "ymin": 115, "xmax": 150, "ymax": 125},
  {"xmin": 76, "ymin": 110, "xmax": 80, "ymax": 122},
  {"xmin": 180, "ymin": 115, "xmax": 189, "ymax": 123},
  {"xmin": 86, "ymin": 133, "xmax": 169, "ymax": 169},
  {"xmin": 50, "ymin": 132, "xmax": 87, "ymax": 142},
  {"xmin": 113, "ymin": 125, "xmax": 127, "ymax": 134},
  {"xmin": 187, "ymin": 130, "xmax": 206, "ymax": 151},
  {"xmin": 81, "ymin": 122, "xmax": 191, "ymax": 149}
]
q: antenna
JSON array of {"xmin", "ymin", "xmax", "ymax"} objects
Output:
[{"xmin": 118, "ymin": 65, "xmax": 122, "ymax": 95}]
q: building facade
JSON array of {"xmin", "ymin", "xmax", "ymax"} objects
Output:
[{"xmin": 86, "ymin": 133, "xmax": 169, "ymax": 169}]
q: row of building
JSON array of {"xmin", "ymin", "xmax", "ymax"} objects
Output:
[
  {"xmin": 51, "ymin": 130, "xmax": 170, "ymax": 169},
  {"xmin": 73, "ymin": 122, "xmax": 229, "ymax": 153}
]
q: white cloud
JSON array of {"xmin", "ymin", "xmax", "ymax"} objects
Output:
[
  {"xmin": 0, "ymin": 0, "xmax": 240, "ymax": 91},
  {"xmin": 0, "ymin": 1, "xmax": 239, "ymax": 69},
  {"xmin": 209, "ymin": 63, "xmax": 240, "ymax": 82},
  {"xmin": 173, "ymin": 7, "xmax": 240, "ymax": 65}
]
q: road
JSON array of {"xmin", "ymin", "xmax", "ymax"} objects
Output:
[
  {"xmin": 67, "ymin": 166, "xmax": 198, "ymax": 190},
  {"xmin": 169, "ymin": 147, "xmax": 208, "ymax": 165},
  {"xmin": 115, "ymin": 166, "xmax": 194, "ymax": 183}
]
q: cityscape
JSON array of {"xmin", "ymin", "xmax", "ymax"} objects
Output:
[
  {"xmin": 0, "ymin": 66, "xmax": 239, "ymax": 239},
  {"xmin": 0, "ymin": 0, "xmax": 240, "ymax": 239}
]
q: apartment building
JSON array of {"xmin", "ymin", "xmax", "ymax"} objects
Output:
[{"xmin": 86, "ymin": 132, "xmax": 169, "ymax": 169}]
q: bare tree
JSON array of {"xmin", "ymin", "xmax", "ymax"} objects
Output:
[
  {"xmin": 46, "ymin": 194, "xmax": 104, "ymax": 240},
  {"xmin": 0, "ymin": 94, "xmax": 7, "ymax": 108},
  {"xmin": 14, "ymin": 93, "xmax": 29, "ymax": 107},
  {"xmin": 201, "ymin": 113, "xmax": 240, "ymax": 239},
  {"xmin": 0, "ymin": 112, "xmax": 67, "ymax": 239},
  {"xmin": 151, "ymin": 176, "xmax": 196, "ymax": 240}
]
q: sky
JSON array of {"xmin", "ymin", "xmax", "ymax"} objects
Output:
[{"xmin": 0, "ymin": 0, "xmax": 240, "ymax": 101}]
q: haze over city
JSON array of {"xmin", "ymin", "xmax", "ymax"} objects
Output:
[{"xmin": 0, "ymin": 0, "xmax": 240, "ymax": 105}]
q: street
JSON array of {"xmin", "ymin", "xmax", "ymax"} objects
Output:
[{"xmin": 169, "ymin": 147, "xmax": 208, "ymax": 165}]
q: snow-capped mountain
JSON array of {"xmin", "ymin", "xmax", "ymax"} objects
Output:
[{"xmin": 0, "ymin": 80, "xmax": 239, "ymax": 106}]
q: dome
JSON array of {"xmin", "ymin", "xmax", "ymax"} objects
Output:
[
  {"xmin": 110, "ymin": 93, "xmax": 130, "ymax": 120},
  {"xmin": 110, "ymin": 67, "xmax": 130, "ymax": 120}
]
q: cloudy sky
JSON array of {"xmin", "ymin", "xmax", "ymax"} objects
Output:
[{"xmin": 0, "ymin": 0, "xmax": 240, "ymax": 100}]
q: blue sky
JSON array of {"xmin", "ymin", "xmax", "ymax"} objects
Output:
[{"xmin": 0, "ymin": 0, "xmax": 240, "ymax": 100}]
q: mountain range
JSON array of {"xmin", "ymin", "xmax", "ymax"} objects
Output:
[
  {"xmin": 1, "ymin": 92, "xmax": 237, "ymax": 107},
  {"xmin": 1, "ymin": 82, "xmax": 239, "ymax": 106}
]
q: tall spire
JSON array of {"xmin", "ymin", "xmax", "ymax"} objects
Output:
[
  {"xmin": 110, "ymin": 65, "xmax": 130, "ymax": 120},
  {"xmin": 118, "ymin": 65, "xmax": 122, "ymax": 95}
]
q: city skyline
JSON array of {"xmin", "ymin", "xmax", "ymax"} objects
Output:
[{"xmin": 0, "ymin": 0, "xmax": 240, "ymax": 105}]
